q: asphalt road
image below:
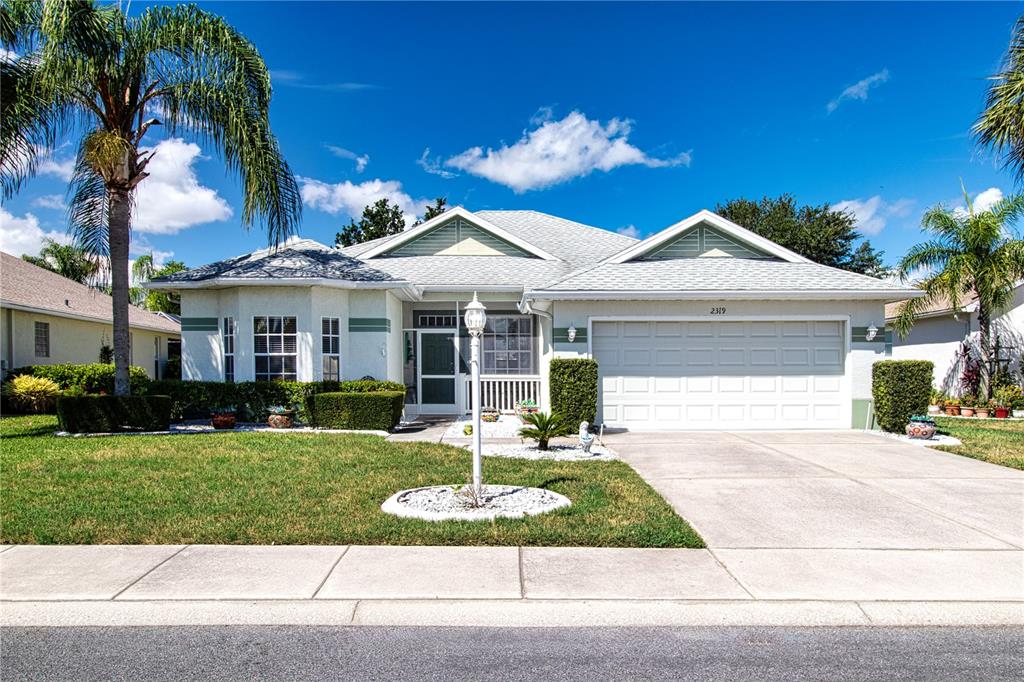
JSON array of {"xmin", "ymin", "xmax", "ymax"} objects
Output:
[{"xmin": 2, "ymin": 626, "xmax": 1022, "ymax": 681}]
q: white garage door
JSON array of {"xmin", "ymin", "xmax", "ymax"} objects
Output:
[{"xmin": 592, "ymin": 320, "xmax": 847, "ymax": 430}]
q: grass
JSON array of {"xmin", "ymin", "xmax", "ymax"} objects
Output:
[
  {"xmin": 933, "ymin": 416, "xmax": 1024, "ymax": 470},
  {"xmin": 0, "ymin": 415, "xmax": 702, "ymax": 548}
]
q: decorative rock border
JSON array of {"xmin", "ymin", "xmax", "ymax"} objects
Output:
[
  {"xmin": 55, "ymin": 423, "xmax": 389, "ymax": 438},
  {"xmin": 381, "ymin": 484, "xmax": 571, "ymax": 521},
  {"xmin": 443, "ymin": 415, "xmax": 523, "ymax": 440},
  {"xmin": 865, "ymin": 430, "xmax": 963, "ymax": 448},
  {"xmin": 479, "ymin": 443, "xmax": 617, "ymax": 461}
]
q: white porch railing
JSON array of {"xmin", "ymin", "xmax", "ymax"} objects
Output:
[{"xmin": 463, "ymin": 375, "xmax": 542, "ymax": 413}]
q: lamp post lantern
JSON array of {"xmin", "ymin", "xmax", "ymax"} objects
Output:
[{"xmin": 464, "ymin": 293, "xmax": 487, "ymax": 494}]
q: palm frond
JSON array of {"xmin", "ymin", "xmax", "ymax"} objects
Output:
[
  {"xmin": 67, "ymin": 144, "xmax": 111, "ymax": 256},
  {"xmin": 974, "ymin": 16, "xmax": 1024, "ymax": 180}
]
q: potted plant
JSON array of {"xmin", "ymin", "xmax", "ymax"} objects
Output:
[
  {"xmin": 905, "ymin": 414, "xmax": 937, "ymax": 440},
  {"xmin": 975, "ymin": 400, "xmax": 991, "ymax": 419},
  {"xmin": 928, "ymin": 389, "xmax": 944, "ymax": 415},
  {"xmin": 267, "ymin": 405, "xmax": 295, "ymax": 429},
  {"xmin": 481, "ymin": 406, "xmax": 500, "ymax": 423},
  {"xmin": 999, "ymin": 385, "xmax": 1024, "ymax": 418},
  {"xmin": 944, "ymin": 397, "xmax": 961, "ymax": 416},
  {"xmin": 210, "ymin": 406, "xmax": 237, "ymax": 430},
  {"xmin": 515, "ymin": 398, "xmax": 540, "ymax": 424},
  {"xmin": 993, "ymin": 386, "xmax": 1017, "ymax": 419},
  {"xmin": 960, "ymin": 394, "xmax": 976, "ymax": 417}
]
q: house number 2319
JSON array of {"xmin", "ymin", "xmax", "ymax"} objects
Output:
[{"xmin": 710, "ymin": 307, "xmax": 727, "ymax": 315}]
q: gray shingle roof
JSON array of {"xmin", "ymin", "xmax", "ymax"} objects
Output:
[
  {"xmin": 359, "ymin": 255, "xmax": 572, "ymax": 289},
  {"xmin": 536, "ymin": 258, "xmax": 907, "ymax": 294},
  {"xmin": 154, "ymin": 239, "xmax": 402, "ymax": 285},
  {"xmin": 0, "ymin": 251, "xmax": 181, "ymax": 333},
  {"xmin": 474, "ymin": 210, "xmax": 635, "ymax": 268}
]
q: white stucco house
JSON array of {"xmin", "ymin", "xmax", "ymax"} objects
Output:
[
  {"xmin": 886, "ymin": 282, "xmax": 1024, "ymax": 394},
  {"xmin": 148, "ymin": 208, "xmax": 921, "ymax": 430}
]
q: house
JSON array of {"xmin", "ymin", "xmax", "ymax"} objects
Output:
[
  {"xmin": 0, "ymin": 251, "xmax": 181, "ymax": 379},
  {"xmin": 886, "ymin": 282, "xmax": 1024, "ymax": 394},
  {"xmin": 148, "ymin": 208, "xmax": 921, "ymax": 430}
]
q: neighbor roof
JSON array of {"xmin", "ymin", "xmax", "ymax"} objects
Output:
[{"xmin": 0, "ymin": 251, "xmax": 180, "ymax": 333}]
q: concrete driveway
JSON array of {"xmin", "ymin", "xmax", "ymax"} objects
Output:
[{"xmin": 604, "ymin": 430, "xmax": 1024, "ymax": 601}]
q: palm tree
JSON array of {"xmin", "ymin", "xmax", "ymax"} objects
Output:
[
  {"xmin": 893, "ymin": 187, "xmax": 1024, "ymax": 397},
  {"xmin": 22, "ymin": 237, "xmax": 100, "ymax": 285},
  {"xmin": 975, "ymin": 17, "xmax": 1024, "ymax": 181},
  {"xmin": 132, "ymin": 253, "xmax": 186, "ymax": 314},
  {"xmin": 1, "ymin": 0, "xmax": 301, "ymax": 395}
]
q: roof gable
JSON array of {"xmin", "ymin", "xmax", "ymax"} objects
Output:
[
  {"xmin": 384, "ymin": 216, "xmax": 531, "ymax": 257},
  {"xmin": 606, "ymin": 210, "xmax": 811, "ymax": 264},
  {"xmin": 358, "ymin": 206, "xmax": 558, "ymax": 261}
]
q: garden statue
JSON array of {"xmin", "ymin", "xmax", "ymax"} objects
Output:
[{"xmin": 579, "ymin": 421, "xmax": 594, "ymax": 453}]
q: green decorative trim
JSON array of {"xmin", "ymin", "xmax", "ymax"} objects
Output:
[
  {"xmin": 349, "ymin": 318, "xmax": 391, "ymax": 333},
  {"xmin": 851, "ymin": 326, "xmax": 886, "ymax": 343},
  {"xmin": 553, "ymin": 327, "xmax": 588, "ymax": 344},
  {"xmin": 180, "ymin": 317, "xmax": 219, "ymax": 332},
  {"xmin": 851, "ymin": 399, "xmax": 878, "ymax": 430}
]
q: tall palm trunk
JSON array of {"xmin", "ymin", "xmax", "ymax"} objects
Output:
[{"xmin": 108, "ymin": 187, "xmax": 133, "ymax": 396}]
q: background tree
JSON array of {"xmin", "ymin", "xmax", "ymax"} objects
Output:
[
  {"xmin": 892, "ymin": 188, "xmax": 1024, "ymax": 398},
  {"xmin": 22, "ymin": 238, "xmax": 100, "ymax": 285},
  {"xmin": 1, "ymin": 0, "xmax": 301, "ymax": 395},
  {"xmin": 336, "ymin": 196, "xmax": 448, "ymax": 246},
  {"xmin": 132, "ymin": 254, "xmax": 186, "ymax": 315},
  {"xmin": 975, "ymin": 16, "xmax": 1024, "ymax": 181},
  {"xmin": 716, "ymin": 195, "xmax": 887, "ymax": 276}
]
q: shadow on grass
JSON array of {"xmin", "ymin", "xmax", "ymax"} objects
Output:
[{"xmin": 537, "ymin": 476, "xmax": 582, "ymax": 488}]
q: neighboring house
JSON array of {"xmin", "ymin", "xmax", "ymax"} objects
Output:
[
  {"xmin": 148, "ymin": 208, "xmax": 919, "ymax": 430},
  {"xmin": 886, "ymin": 282, "xmax": 1024, "ymax": 394},
  {"xmin": 0, "ymin": 251, "xmax": 181, "ymax": 379}
]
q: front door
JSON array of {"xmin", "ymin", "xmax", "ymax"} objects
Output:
[{"xmin": 419, "ymin": 331, "xmax": 457, "ymax": 413}]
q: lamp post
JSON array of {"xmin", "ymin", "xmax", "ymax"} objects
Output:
[{"xmin": 464, "ymin": 293, "xmax": 487, "ymax": 494}]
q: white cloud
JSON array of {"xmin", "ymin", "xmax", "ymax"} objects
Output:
[
  {"xmin": 299, "ymin": 176, "xmax": 431, "ymax": 226},
  {"xmin": 827, "ymin": 69, "xmax": 890, "ymax": 114},
  {"xmin": 36, "ymin": 148, "xmax": 75, "ymax": 181},
  {"xmin": 417, "ymin": 148, "xmax": 457, "ymax": 179},
  {"xmin": 616, "ymin": 224, "xmax": 641, "ymax": 239},
  {"xmin": 834, "ymin": 195, "xmax": 914, "ymax": 236},
  {"xmin": 132, "ymin": 138, "xmax": 232, "ymax": 234},
  {"xmin": 325, "ymin": 145, "xmax": 369, "ymax": 173},
  {"xmin": 443, "ymin": 111, "xmax": 691, "ymax": 193},
  {"xmin": 0, "ymin": 207, "xmax": 69, "ymax": 256},
  {"xmin": 32, "ymin": 194, "xmax": 67, "ymax": 211},
  {"xmin": 973, "ymin": 187, "xmax": 1003, "ymax": 213}
]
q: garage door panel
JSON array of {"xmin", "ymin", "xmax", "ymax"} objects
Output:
[{"xmin": 593, "ymin": 319, "xmax": 847, "ymax": 430}]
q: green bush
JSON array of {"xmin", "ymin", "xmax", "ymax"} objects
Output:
[
  {"xmin": 549, "ymin": 358, "xmax": 599, "ymax": 428},
  {"xmin": 872, "ymin": 360, "xmax": 934, "ymax": 433},
  {"xmin": 139, "ymin": 378, "xmax": 405, "ymax": 422},
  {"xmin": 56, "ymin": 395, "xmax": 172, "ymax": 433},
  {"xmin": 1, "ymin": 375, "xmax": 62, "ymax": 413},
  {"xmin": 519, "ymin": 410, "xmax": 573, "ymax": 450},
  {"xmin": 7, "ymin": 363, "xmax": 149, "ymax": 394},
  {"xmin": 305, "ymin": 391, "xmax": 405, "ymax": 431}
]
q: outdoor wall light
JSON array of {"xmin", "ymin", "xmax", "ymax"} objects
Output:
[
  {"xmin": 567, "ymin": 325, "xmax": 577, "ymax": 343},
  {"xmin": 865, "ymin": 323, "xmax": 879, "ymax": 341}
]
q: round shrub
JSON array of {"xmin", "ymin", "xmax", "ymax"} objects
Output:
[
  {"xmin": 871, "ymin": 360, "xmax": 934, "ymax": 433},
  {"xmin": 2, "ymin": 375, "xmax": 61, "ymax": 413}
]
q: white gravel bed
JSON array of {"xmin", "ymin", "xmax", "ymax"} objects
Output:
[
  {"xmin": 480, "ymin": 442, "xmax": 617, "ymax": 461},
  {"xmin": 56, "ymin": 422, "xmax": 388, "ymax": 437},
  {"xmin": 443, "ymin": 415, "xmax": 524, "ymax": 439},
  {"xmin": 865, "ymin": 430, "xmax": 962, "ymax": 448},
  {"xmin": 380, "ymin": 484, "xmax": 571, "ymax": 521}
]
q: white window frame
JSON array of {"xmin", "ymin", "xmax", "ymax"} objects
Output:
[
  {"xmin": 481, "ymin": 314, "xmax": 535, "ymax": 375},
  {"xmin": 253, "ymin": 315, "xmax": 297, "ymax": 382},
  {"xmin": 223, "ymin": 317, "xmax": 236, "ymax": 382},
  {"xmin": 34, "ymin": 321, "xmax": 49, "ymax": 358},
  {"xmin": 321, "ymin": 316, "xmax": 340, "ymax": 381}
]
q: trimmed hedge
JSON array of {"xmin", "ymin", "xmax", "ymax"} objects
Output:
[
  {"xmin": 306, "ymin": 391, "xmax": 405, "ymax": 431},
  {"xmin": 549, "ymin": 358, "xmax": 599, "ymax": 428},
  {"xmin": 140, "ymin": 379, "xmax": 405, "ymax": 421},
  {"xmin": 872, "ymin": 360, "xmax": 934, "ymax": 433},
  {"xmin": 56, "ymin": 395, "xmax": 173, "ymax": 433},
  {"xmin": 8, "ymin": 363, "xmax": 149, "ymax": 394}
]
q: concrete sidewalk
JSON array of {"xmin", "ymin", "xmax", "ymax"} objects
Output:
[{"xmin": 2, "ymin": 544, "xmax": 1021, "ymax": 627}]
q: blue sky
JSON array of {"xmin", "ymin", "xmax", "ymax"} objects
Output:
[{"xmin": 0, "ymin": 1, "xmax": 1018, "ymax": 269}]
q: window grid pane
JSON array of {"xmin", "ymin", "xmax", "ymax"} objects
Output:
[
  {"xmin": 321, "ymin": 317, "xmax": 340, "ymax": 381},
  {"xmin": 223, "ymin": 317, "xmax": 235, "ymax": 382},
  {"xmin": 479, "ymin": 315, "xmax": 534, "ymax": 375},
  {"xmin": 254, "ymin": 315, "xmax": 298, "ymax": 381},
  {"xmin": 34, "ymin": 322, "xmax": 49, "ymax": 357}
]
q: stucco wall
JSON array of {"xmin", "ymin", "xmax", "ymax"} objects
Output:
[{"xmin": 0, "ymin": 307, "xmax": 177, "ymax": 379}]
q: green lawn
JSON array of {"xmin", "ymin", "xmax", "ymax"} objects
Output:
[
  {"xmin": 0, "ymin": 415, "xmax": 702, "ymax": 548},
  {"xmin": 933, "ymin": 416, "xmax": 1024, "ymax": 470}
]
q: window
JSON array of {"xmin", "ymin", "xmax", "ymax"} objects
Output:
[
  {"xmin": 34, "ymin": 321, "xmax": 49, "ymax": 358},
  {"xmin": 321, "ymin": 317, "xmax": 340, "ymax": 381},
  {"xmin": 253, "ymin": 316, "xmax": 297, "ymax": 381},
  {"xmin": 416, "ymin": 313, "xmax": 457, "ymax": 328},
  {"xmin": 482, "ymin": 315, "xmax": 534, "ymax": 375},
  {"xmin": 223, "ymin": 317, "xmax": 236, "ymax": 382}
]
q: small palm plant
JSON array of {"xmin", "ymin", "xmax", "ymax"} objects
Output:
[{"xmin": 518, "ymin": 411, "xmax": 572, "ymax": 450}]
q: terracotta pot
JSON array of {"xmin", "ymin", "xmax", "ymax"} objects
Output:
[
  {"xmin": 994, "ymin": 407, "xmax": 1010, "ymax": 419},
  {"xmin": 975, "ymin": 408, "xmax": 990, "ymax": 419},
  {"xmin": 267, "ymin": 413, "xmax": 294, "ymax": 429},
  {"xmin": 961, "ymin": 407, "xmax": 975, "ymax": 417},
  {"xmin": 905, "ymin": 422, "xmax": 937, "ymax": 440},
  {"xmin": 211, "ymin": 412, "xmax": 236, "ymax": 430},
  {"xmin": 517, "ymin": 407, "xmax": 539, "ymax": 424},
  {"xmin": 945, "ymin": 405, "xmax": 960, "ymax": 416}
]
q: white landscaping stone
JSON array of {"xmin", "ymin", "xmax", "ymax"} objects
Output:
[
  {"xmin": 443, "ymin": 415, "xmax": 524, "ymax": 439},
  {"xmin": 865, "ymin": 430, "xmax": 962, "ymax": 448},
  {"xmin": 381, "ymin": 484, "xmax": 570, "ymax": 521},
  {"xmin": 480, "ymin": 442, "xmax": 617, "ymax": 461}
]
